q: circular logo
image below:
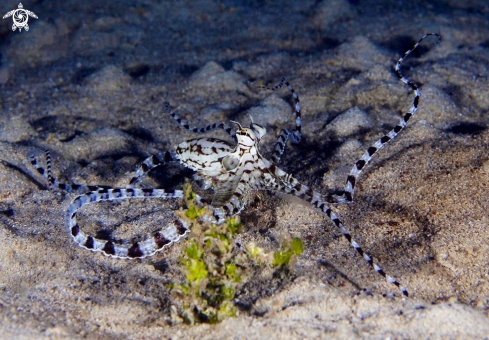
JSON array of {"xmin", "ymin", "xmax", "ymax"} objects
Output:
[{"xmin": 13, "ymin": 9, "xmax": 28, "ymax": 28}]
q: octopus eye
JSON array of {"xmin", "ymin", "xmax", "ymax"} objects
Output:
[{"xmin": 222, "ymin": 155, "xmax": 239, "ymax": 171}]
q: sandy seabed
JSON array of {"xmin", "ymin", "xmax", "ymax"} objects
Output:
[{"xmin": 1, "ymin": 0, "xmax": 489, "ymax": 339}]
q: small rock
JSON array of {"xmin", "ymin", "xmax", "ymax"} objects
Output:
[
  {"xmin": 247, "ymin": 94, "xmax": 292, "ymax": 127},
  {"xmin": 335, "ymin": 36, "xmax": 389, "ymax": 71},
  {"xmin": 84, "ymin": 65, "xmax": 131, "ymax": 93},
  {"xmin": 187, "ymin": 61, "xmax": 247, "ymax": 95},
  {"xmin": 326, "ymin": 107, "xmax": 374, "ymax": 137},
  {"xmin": 60, "ymin": 127, "xmax": 131, "ymax": 162}
]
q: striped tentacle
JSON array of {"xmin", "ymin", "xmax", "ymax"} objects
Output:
[
  {"xmin": 164, "ymin": 102, "xmax": 236, "ymax": 137},
  {"xmin": 216, "ymin": 174, "xmax": 251, "ymax": 219},
  {"xmin": 67, "ymin": 187, "xmax": 203, "ymax": 259},
  {"xmin": 259, "ymin": 77, "xmax": 302, "ymax": 164},
  {"xmin": 268, "ymin": 164, "xmax": 408, "ymax": 296},
  {"xmin": 30, "ymin": 150, "xmax": 110, "ymax": 193},
  {"xmin": 336, "ymin": 33, "xmax": 441, "ymax": 203},
  {"xmin": 129, "ymin": 151, "xmax": 175, "ymax": 186}
]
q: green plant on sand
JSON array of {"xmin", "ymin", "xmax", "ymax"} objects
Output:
[{"xmin": 169, "ymin": 183, "xmax": 304, "ymax": 324}]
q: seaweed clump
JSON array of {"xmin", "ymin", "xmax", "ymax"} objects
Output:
[{"xmin": 170, "ymin": 183, "xmax": 303, "ymax": 324}]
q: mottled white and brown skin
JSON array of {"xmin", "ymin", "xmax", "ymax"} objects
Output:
[{"xmin": 30, "ymin": 33, "xmax": 440, "ymax": 297}]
